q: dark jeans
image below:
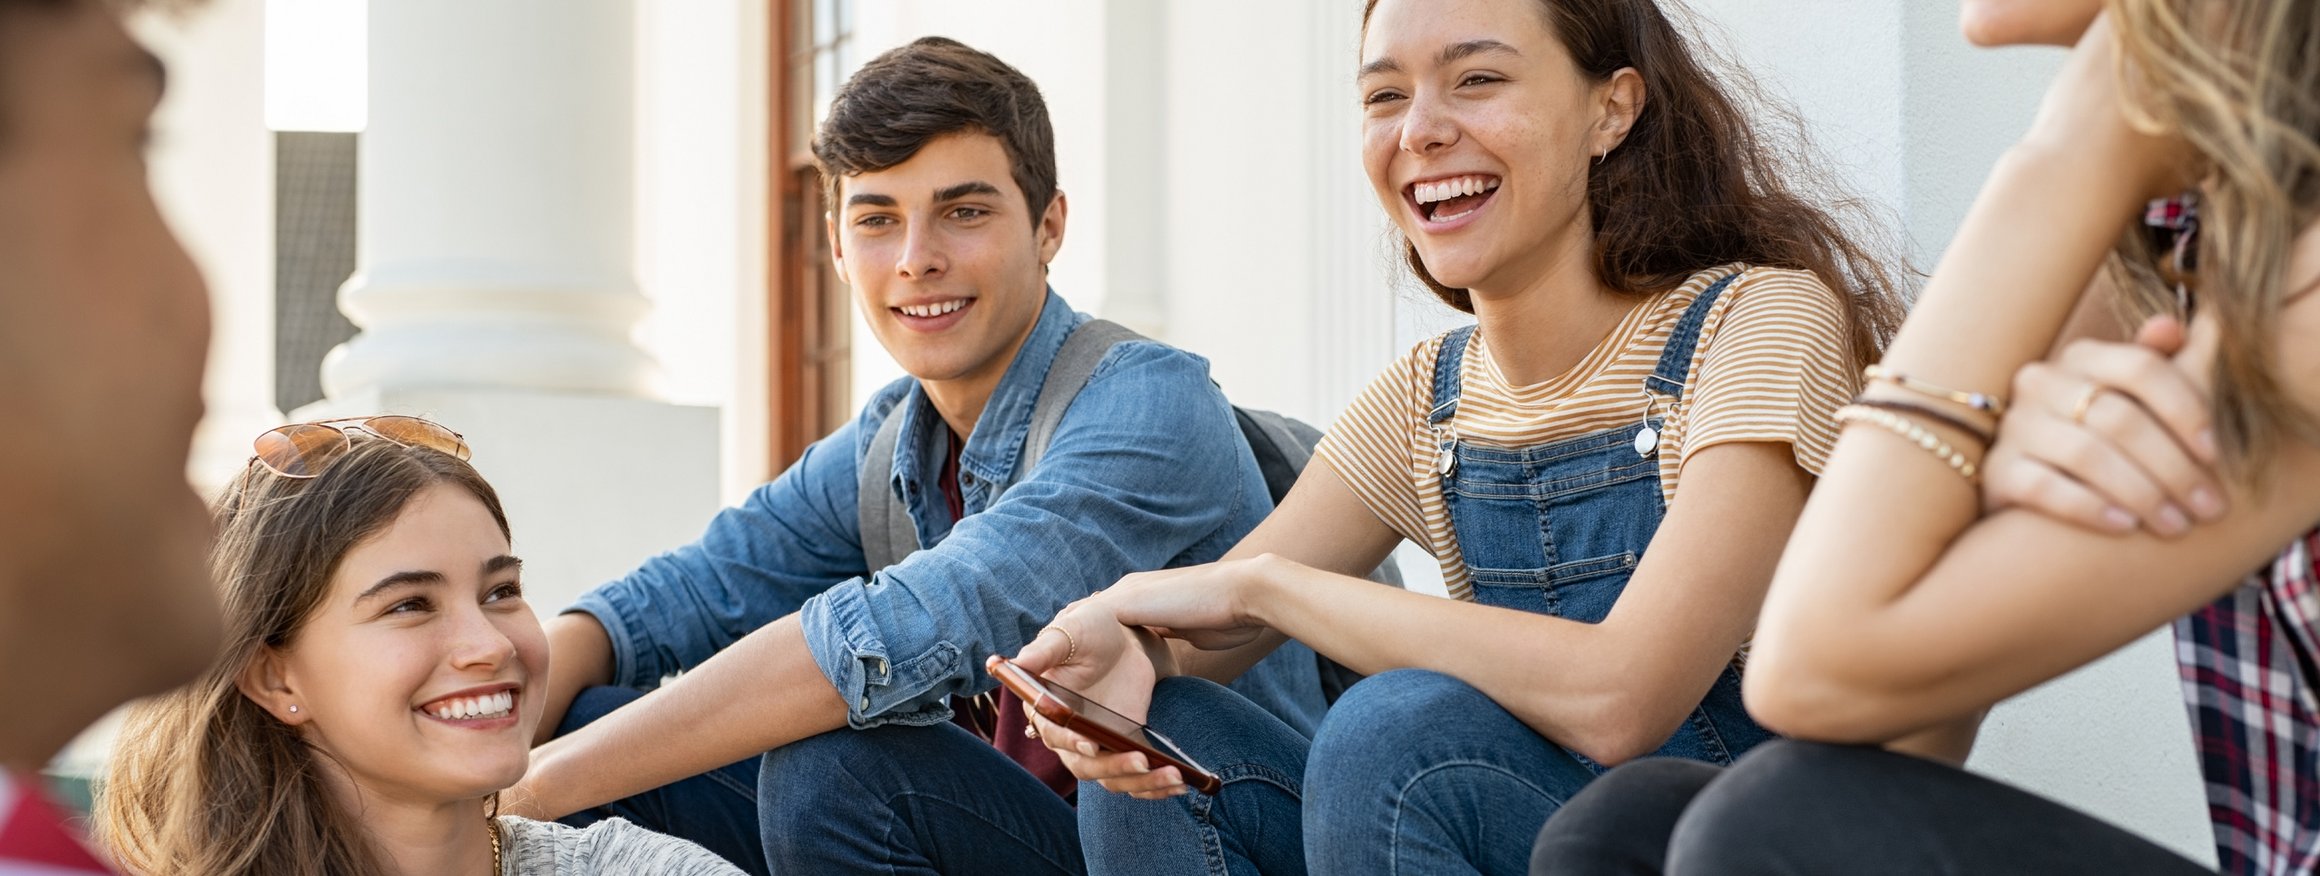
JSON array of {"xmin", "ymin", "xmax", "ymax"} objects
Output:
[
  {"xmin": 556, "ymin": 685, "xmax": 1085, "ymax": 875},
  {"xmin": 1529, "ymin": 739, "xmax": 2213, "ymax": 875},
  {"xmin": 556, "ymin": 686, "xmax": 768, "ymax": 873}
]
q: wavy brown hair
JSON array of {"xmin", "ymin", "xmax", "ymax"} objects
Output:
[
  {"xmin": 2105, "ymin": 0, "xmax": 2320, "ymax": 477},
  {"xmin": 93, "ymin": 437, "xmax": 509, "ymax": 876},
  {"xmin": 1363, "ymin": 0, "xmax": 1910, "ymax": 368}
]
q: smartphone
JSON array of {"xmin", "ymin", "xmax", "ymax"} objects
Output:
[{"xmin": 986, "ymin": 656, "xmax": 1223, "ymax": 794}]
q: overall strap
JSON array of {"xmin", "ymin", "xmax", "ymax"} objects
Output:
[
  {"xmin": 1428, "ymin": 324, "xmax": 1479, "ymax": 426},
  {"xmin": 857, "ymin": 410, "xmax": 916, "ymax": 574},
  {"xmin": 1643, "ymin": 270, "xmax": 1745, "ymax": 402},
  {"xmin": 1019, "ymin": 319, "xmax": 1144, "ymax": 479}
]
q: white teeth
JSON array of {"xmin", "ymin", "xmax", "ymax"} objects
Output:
[
  {"xmin": 427, "ymin": 691, "xmax": 515, "ymax": 721},
  {"xmin": 898, "ymin": 299, "xmax": 968, "ymax": 318},
  {"xmin": 1413, "ymin": 175, "xmax": 1501, "ymax": 205}
]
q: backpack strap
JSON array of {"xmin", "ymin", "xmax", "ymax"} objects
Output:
[
  {"xmin": 857, "ymin": 409, "xmax": 917, "ymax": 574},
  {"xmin": 1643, "ymin": 270, "xmax": 1745, "ymax": 402},
  {"xmin": 1018, "ymin": 319, "xmax": 1145, "ymax": 478}
]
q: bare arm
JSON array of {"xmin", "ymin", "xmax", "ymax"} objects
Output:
[
  {"xmin": 1041, "ymin": 439, "xmax": 1808, "ymax": 778},
  {"xmin": 1240, "ymin": 441, "xmax": 1808, "ymax": 764},
  {"xmin": 515, "ymin": 614, "xmax": 845, "ymax": 819},
  {"xmin": 1742, "ymin": 18, "xmax": 2320, "ymax": 744},
  {"xmin": 532, "ymin": 612, "xmax": 616, "ymax": 746},
  {"xmin": 1166, "ymin": 458, "xmax": 1408, "ymax": 682}
]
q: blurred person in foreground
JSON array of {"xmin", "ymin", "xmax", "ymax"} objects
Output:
[{"xmin": 0, "ymin": 0, "xmax": 224, "ymax": 871}]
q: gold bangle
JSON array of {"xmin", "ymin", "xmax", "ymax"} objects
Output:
[
  {"xmin": 1835, "ymin": 404, "xmax": 1981, "ymax": 483},
  {"xmin": 1863, "ymin": 365, "xmax": 2008, "ymax": 417}
]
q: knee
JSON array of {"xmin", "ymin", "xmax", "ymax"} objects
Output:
[
  {"xmin": 1530, "ymin": 759, "xmax": 1723, "ymax": 876},
  {"xmin": 1147, "ymin": 675, "xmax": 1246, "ymax": 725},
  {"xmin": 1665, "ymin": 740, "xmax": 1872, "ymax": 864},
  {"xmin": 1310, "ymin": 669, "xmax": 1488, "ymax": 764},
  {"xmin": 757, "ymin": 729, "xmax": 892, "ymax": 825}
]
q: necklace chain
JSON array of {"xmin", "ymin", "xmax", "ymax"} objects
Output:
[{"xmin": 488, "ymin": 816, "xmax": 503, "ymax": 875}]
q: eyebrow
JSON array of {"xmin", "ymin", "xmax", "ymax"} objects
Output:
[
  {"xmin": 1359, "ymin": 39, "xmax": 1523, "ymax": 79},
  {"xmin": 353, "ymin": 555, "xmax": 524, "ymax": 604},
  {"xmin": 355, "ymin": 571, "xmax": 443, "ymax": 605},
  {"xmin": 846, "ymin": 192, "xmax": 897, "ymax": 208},
  {"xmin": 934, "ymin": 181, "xmax": 1002, "ymax": 202}
]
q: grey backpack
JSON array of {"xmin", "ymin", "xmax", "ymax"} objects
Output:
[{"xmin": 857, "ymin": 318, "xmax": 1398, "ymax": 702}]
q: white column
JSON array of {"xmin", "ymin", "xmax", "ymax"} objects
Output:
[
  {"xmin": 307, "ymin": 0, "xmax": 720, "ymax": 616},
  {"xmin": 324, "ymin": 0, "xmax": 655, "ymax": 399},
  {"xmin": 136, "ymin": 0, "xmax": 279, "ymax": 495}
]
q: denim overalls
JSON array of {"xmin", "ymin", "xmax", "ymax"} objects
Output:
[{"xmin": 1427, "ymin": 270, "xmax": 1772, "ymax": 767}]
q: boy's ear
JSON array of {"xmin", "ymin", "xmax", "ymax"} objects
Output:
[
  {"xmin": 1036, "ymin": 189, "xmax": 1068, "ymax": 269},
  {"xmin": 235, "ymin": 647, "xmax": 308, "ymax": 726}
]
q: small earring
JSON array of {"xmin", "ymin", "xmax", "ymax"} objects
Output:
[{"xmin": 288, "ymin": 705, "xmax": 299, "ymax": 714}]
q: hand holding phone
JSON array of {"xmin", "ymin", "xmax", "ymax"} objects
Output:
[{"xmin": 986, "ymin": 656, "xmax": 1222, "ymax": 795}]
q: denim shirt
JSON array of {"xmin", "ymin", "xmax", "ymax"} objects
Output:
[{"xmin": 571, "ymin": 291, "xmax": 1324, "ymax": 732}]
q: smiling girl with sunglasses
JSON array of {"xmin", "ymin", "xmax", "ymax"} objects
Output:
[{"xmin": 93, "ymin": 420, "xmax": 739, "ymax": 876}]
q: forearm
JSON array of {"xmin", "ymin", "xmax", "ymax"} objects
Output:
[
  {"xmin": 522, "ymin": 614, "xmax": 845, "ymax": 818},
  {"xmin": 1759, "ymin": 31, "xmax": 2184, "ymax": 701},
  {"xmin": 534, "ymin": 612, "xmax": 616, "ymax": 746},
  {"xmin": 1246, "ymin": 558, "xmax": 1664, "ymax": 760}
]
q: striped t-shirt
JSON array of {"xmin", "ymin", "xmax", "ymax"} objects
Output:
[{"xmin": 1316, "ymin": 264, "xmax": 1857, "ymax": 600}]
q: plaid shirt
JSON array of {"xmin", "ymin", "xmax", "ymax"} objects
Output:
[
  {"xmin": 2178, "ymin": 528, "xmax": 2320, "ymax": 875},
  {"xmin": 0, "ymin": 772, "xmax": 114, "ymax": 875}
]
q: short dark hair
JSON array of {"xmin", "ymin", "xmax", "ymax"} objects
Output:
[{"xmin": 812, "ymin": 36, "xmax": 1057, "ymax": 225}]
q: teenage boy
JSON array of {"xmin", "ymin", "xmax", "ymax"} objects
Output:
[
  {"xmin": 0, "ymin": 0, "xmax": 225, "ymax": 870},
  {"xmin": 518, "ymin": 37, "xmax": 1328, "ymax": 874}
]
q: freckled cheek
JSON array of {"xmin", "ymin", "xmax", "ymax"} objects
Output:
[{"xmin": 1360, "ymin": 123, "xmax": 1404, "ymax": 208}]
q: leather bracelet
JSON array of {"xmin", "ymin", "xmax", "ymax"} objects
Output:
[
  {"xmin": 1848, "ymin": 396, "xmax": 1995, "ymax": 448},
  {"xmin": 1863, "ymin": 364, "xmax": 2008, "ymax": 417}
]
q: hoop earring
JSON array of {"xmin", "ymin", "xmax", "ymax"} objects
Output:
[{"xmin": 1594, "ymin": 150, "xmax": 1607, "ymax": 166}]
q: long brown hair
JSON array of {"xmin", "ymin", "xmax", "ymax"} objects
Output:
[
  {"xmin": 94, "ymin": 437, "xmax": 510, "ymax": 876},
  {"xmin": 2107, "ymin": 0, "xmax": 2320, "ymax": 477},
  {"xmin": 1363, "ymin": 0, "xmax": 1910, "ymax": 368}
]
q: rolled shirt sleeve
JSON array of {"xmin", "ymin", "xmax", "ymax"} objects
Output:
[{"xmin": 567, "ymin": 390, "xmax": 893, "ymax": 690}]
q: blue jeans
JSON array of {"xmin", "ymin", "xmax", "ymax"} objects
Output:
[
  {"xmin": 556, "ymin": 685, "xmax": 1084, "ymax": 875},
  {"xmin": 556, "ymin": 686, "xmax": 767, "ymax": 874},
  {"xmin": 1077, "ymin": 677, "xmax": 1311, "ymax": 876},
  {"xmin": 1082, "ymin": 671, "xmax": 1598, "ymax": 876},
  {"xmin": 1304, "ymin": 670, "xmax": 1600, "ymax": 875}
]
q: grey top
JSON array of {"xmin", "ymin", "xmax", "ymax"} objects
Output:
[{"xmin": 496, "ymin": 816, "xmax": 743, "ymax": 875}]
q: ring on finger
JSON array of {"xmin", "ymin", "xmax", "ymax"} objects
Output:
[
  {"xmin": 2069, "ymin": 383, "xmax": 2106, "ymax": 425},
  {"xmin": 1042, "ymin": 625, "xmax": 1079, "ymax": 665},
  {"xmin": 1024, "ymin": 723, "xmax": 1040, "ymax": 740}
]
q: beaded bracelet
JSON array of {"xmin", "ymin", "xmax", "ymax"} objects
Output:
[
  {"xmin": 1863, "ymin": 364, "xmax": 2008, "ymax": 417},
  {"xmin": 1835, "ymin": 404, "xmax": 1981, "ymax": 483},
  {"xmin": 1848, "ymin": 397, "xmax": 1996, "ymax": 448}
]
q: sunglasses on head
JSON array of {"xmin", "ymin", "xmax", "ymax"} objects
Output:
[{"xmin": 249, "ymin": 416, "xmax": 471, "ymax": 479}]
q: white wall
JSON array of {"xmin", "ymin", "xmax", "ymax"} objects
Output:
[
  {"xmin": 634, "ymin": 0, "xmax": 772, "ymax": 500},
  {"xmin": 139, "ymin": 0, "xmax": 279, "ymax": 494}
]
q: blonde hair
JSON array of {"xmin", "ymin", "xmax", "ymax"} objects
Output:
[
  {"xmin": 93, "ymin": 438, "xmax": 510, "ymax": 876},
  {"xmin": 2107, "ymin": 0, "xmax": 2320, "ymax": 476}
]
